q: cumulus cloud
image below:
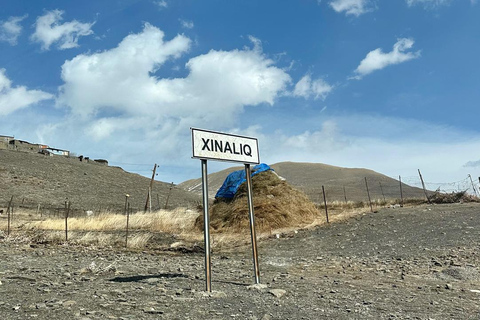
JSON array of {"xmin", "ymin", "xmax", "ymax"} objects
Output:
[
  {"xmin": 293, "ymin": 74, "xmax": 333, "ymax": 100},
  {"xmin": 58, "ymin": 24, "xmax": 291, "ymax": 139},
  {"xmin": 329, "ymin": 0, "xmax": 373, "ymax": 16},
  {"xmin": 31, "ymin": 10, "xmax": 94, "ymax": 50},
  {"xmin": 352, "ymin": 38, "xmax": 421, "ymax": 79},
  {"xmin": 0, "ymin": 69, "xmax": 54, "ymax": 115},
  {"xmin": 0, "ymin": 15, "xmax": 27, "ymax": 45}
]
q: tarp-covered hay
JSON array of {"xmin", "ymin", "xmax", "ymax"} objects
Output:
[{"xmin": 195, "ymin": 170, "xmax": 321, "ymax": 232}]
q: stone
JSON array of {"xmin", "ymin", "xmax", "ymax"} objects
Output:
[
  {"xmin": 268, "ymin": 289, "xmax": 286, "ymax": 298},
  {"xmin": 247, "ymin": 284, "xmax": 268, "ymax": 291},
  {"xmin": 143, "ymin": 307, "xmax": 164, "ymax": 314},
  {"xmin": 63, "ymin": 300, "xmax": 77, "ymax": 307}
]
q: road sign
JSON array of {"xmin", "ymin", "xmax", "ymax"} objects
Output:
[
  {"xmin": 191, "ymin": 128, "xmax": 260, "ymax": 164},
  {"xmin": 191, "ymin": 127, "xmax": 261, "ymax": 292}
]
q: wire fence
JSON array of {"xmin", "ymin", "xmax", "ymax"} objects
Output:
[{"xmin": 399, "ymin": 175, "xmax": 479, "ymax": 196}]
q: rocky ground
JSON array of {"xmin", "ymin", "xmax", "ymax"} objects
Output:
[{"xmin": 1, "ymin": 203, "xmax": 480, "ymax": 319}]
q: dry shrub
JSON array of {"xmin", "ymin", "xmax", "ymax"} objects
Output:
[
  {"xmin": 429, "ymin": 191, "xmax": 479, "ymax": 204},
  {"xmin": 195, "ymin": 170, "xmax": 321, "ymax": 233}
]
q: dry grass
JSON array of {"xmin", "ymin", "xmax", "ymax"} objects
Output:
[
  {"xmin": 23, "ymin": 207, "xmax": 198, "ymax": 234},
  {"xmin": 0, "ymin": 192, "xmax": 434, "ymax": 250}
]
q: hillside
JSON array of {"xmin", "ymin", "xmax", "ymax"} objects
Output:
[
  {"xmin": 0, "ymin": 149, "xmax": 200, "ymax": 215},
  {"xmin": 179, "ymin": 161, "xmax": 427, "ymax": 203}
]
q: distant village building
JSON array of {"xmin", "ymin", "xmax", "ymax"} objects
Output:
[
  {"xmin": 8, "ymin": 139, "xmax": 40, "ymax": 152},
  {"xmin": 0, "ymin": 135, "xmax": 14, "ymax": 150},
  {"xmin": 45, "ymin": 147, "xmax": 70, "ymax": 157},
  {"xmin": 0, "ymin": 134, "xmax": 106, "ymax": 166}
]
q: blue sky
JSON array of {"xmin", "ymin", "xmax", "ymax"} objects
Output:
[{"xmin": 0, "ymin": 0, "xmax": 479, "ymax": 189}]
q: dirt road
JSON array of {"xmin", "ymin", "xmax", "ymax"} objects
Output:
[{"xmin": 1, "ymin": 203, "xmax": 480, "ymax": 319}]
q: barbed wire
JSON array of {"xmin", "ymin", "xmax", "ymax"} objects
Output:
[{"xmin": 394, "ymin": 175, "xmax": 479, "ymax": 196}]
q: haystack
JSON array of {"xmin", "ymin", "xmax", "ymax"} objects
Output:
[{"xmin": 194, "ymin": 170, "xmax": 321, "ymax": 232}]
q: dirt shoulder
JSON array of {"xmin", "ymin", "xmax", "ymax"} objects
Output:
[{"xmin": 1, "ymin": 203, "xmax": 480, "ymax": 319}]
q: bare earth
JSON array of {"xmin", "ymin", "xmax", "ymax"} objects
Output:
[{"xmin": 1, "ymin": 203, "xmax": 480, "ymax": 319}]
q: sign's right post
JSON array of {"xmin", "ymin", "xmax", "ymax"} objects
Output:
[{"xmin": 245, "ymin": 164, "xmax": 260, "ymax": 284}]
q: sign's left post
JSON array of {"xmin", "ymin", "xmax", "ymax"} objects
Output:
[{"xmin": 201, "ymin": 159, "xmax": 212, "ymax": 292}]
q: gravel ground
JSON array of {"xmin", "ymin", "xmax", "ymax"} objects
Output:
[{"xmin": 1, "ymin": 203, "xmax": 480, "ymax": 319}]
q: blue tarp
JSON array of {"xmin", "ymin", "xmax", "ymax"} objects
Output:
[{"xmin": 215, "ymin": 163, "xmax": 272, "ymax": 199}]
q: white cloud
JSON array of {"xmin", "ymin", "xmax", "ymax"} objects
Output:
[
  {"xmin": 293, "ymin": 74, "xmax": 333, "ymax": 100},
  {"xmin": 329, "ymin": 0, "xmax": 373, "ymax": 16},
  {"xmin": 0, "ymin": 15, "xmax": 27, "ymax": 45},
  {"xmin": 0, "ymin": 69, "xmax": 54, "ymax": 115},
  {"xmin": 58, "ymin": 24, "xmax": 291, "ymax": 139},
  {"xmin": 179, "ymin": 19, "xmax": 194, "ymax": 29},
  {"xmin": 405, "ymin": 0, "xmax": 451, "ymax": 8},
  {"xmin": 155, "ymin": 0, "xmax": 168, "ymax": 8},
  {"xmin": 31, "ymin": 10, "xmax": 94, "ymax": 50},
  {"xmin": 256, "ymin": 115, "xmax": 480, "ymax": 187},
  {"xmin": 406, "ymin": 0, "xmax": 478, "ymax": 8},
  {"xmin": 352, "ymin": 38, "xmax": 421, "ymax": 79}
]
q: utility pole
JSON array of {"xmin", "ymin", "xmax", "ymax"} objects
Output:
[{"xmin": 144, "ymin": 164, "xmax": 158, "ymax": 213}]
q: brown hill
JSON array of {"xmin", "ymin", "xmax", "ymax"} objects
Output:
[
  {"xmin": 0, "ymin": 150, "xmax": 200, "ymax": 215},
  {"xmin": 179, "ymin": 161, "xmax": 427, "ymax": 203}
]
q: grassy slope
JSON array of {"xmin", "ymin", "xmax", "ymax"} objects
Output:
[{"xmin": 0, "ymin": 150, "xmax": 200, "ymax": 214}]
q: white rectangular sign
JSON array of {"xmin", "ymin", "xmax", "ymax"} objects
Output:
[{"xmin": 191, "ymin": 128, "xmax": 260, "ymax": 164}]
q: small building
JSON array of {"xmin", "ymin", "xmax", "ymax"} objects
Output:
[
  {"xmin": 46, "ymin": 147, "xmax": 70, "ymax": 157},
  {"xmin": 0, "ymin": 135, "xmax": 14, "ymax": 150},
  {"xmin": 8, "ymin": 139, "xmax": 39, "ymax": 152}
]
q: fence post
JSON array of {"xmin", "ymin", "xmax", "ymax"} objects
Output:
[
  {"xmin": 7, "ymin": 196, "xmax": 13, "ymax": 236},
  {"xmin": 343, "ymin": 186, "xmax": 348, "ymax": 204},
  {"xmin": 322, "ymin": 185, "xmax": 329, "ymax": 223},
  {"xmin": 124, "ymin": 194, "xmax": 130, "ymax": 215},
  {"xmin": 365, "ymin": 178, "xmax": 373, "ymax": 212},
  {"xmin": 468, "ymin": 174, "xmax": 478, "ymax": 197},
  {"xmin": 65, "ymin": 201, "xmax": 70, "ymax": 242},
  {"xmin": 379, "ymin": 182, "xmax": 386, "ymax": 203},
  {"xmin": 418, "ymin": 169, "xmax": 431, "ymax": 204},
  {"xmin": 164, "ymin": 182, "xmax": 174, "ymax": 210},
  {"xmin": 399, "ymin": 175, "xmax": 404, "ymax": 207},
  {"xmin": 125, "ymin": 202, "xmax": 130, "ymax": 248}
]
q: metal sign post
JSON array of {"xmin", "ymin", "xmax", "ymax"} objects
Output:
[
  {"xmin": 192, "ymin": 128, "xmax": 260, "ymax": 291},
  {"xmin": 201, "ymin": 159, "xmax": 212, "ymax": 292},
  {"xmin": 245, "ymin": 164, "xmax": 260, "ymax": 284}
]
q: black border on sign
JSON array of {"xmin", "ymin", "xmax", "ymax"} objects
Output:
[{"xmin": 191, "ymin": 127, "xmax": 260, "ymax": 165}]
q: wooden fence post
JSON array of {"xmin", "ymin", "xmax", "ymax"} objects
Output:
[
  {"xmin": 164, "ymin": 182, "xmax": 174, "ymax": 210},
  {"xmin": 322, "ymin": 185, "xmax": 329, "ymax": 223},
  {"xmin": 125, "ymin": 202, "xmax": 130, "ymax": 248},
  {"xmin": 365, "ymin": 178, "xmax": 373, "ymax": 212},
  {"xmin": 418, "ymin": 169, "xmax": 431, "ymax": 204},
  {"xmin": 379, "ymin": 182, "xmax": 386, "ymax": 202},
  {"xmin": 65, "ymin": 202, "xmax": 70, "ymax": 242},
  {"xmin": 7, "ymin": 196, "xmax": 13, "ymax": 236},
  {"xmin": 399, "ymin": 175, "xmax": 404, "ymax": 207}
]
